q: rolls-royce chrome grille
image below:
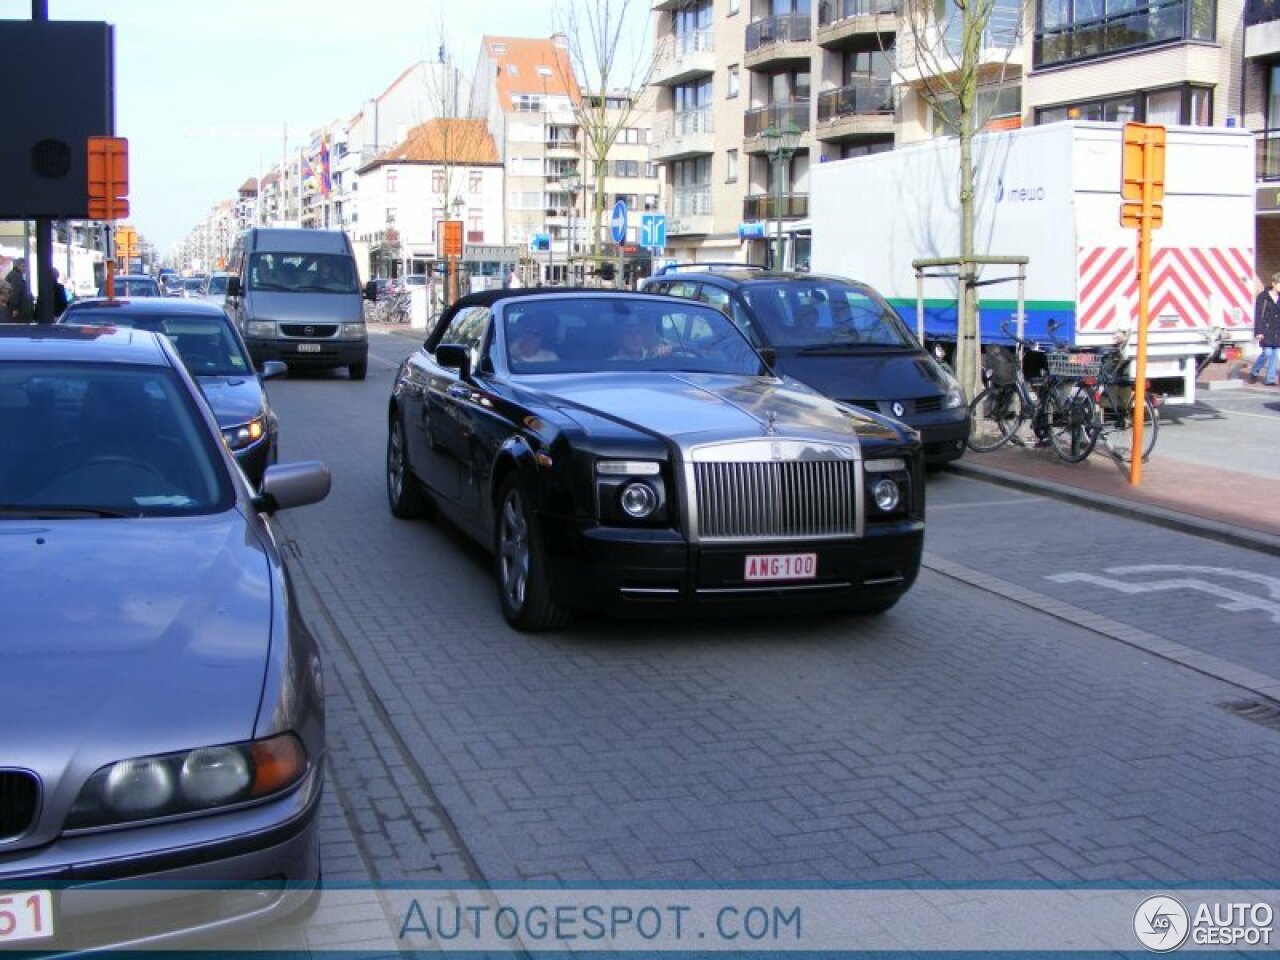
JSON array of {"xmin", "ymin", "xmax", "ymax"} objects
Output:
[{"xmin": 692, "ymin": 459, "xmax": 858, "ymax": 541}]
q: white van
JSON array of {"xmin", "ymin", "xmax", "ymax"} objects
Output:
[{"xmin": 227, "ymin": 228, "xmax": 375, "ymax": 380}]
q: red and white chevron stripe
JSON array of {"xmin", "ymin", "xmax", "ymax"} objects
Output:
[{"xmin": 1077, "ymin": 246, "xmax": 1254, "ymax": 333}]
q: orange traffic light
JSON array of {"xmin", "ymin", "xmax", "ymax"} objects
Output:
[{"xmin": 88, "ymin": 136, "xmax": 129, "ymax": 221}]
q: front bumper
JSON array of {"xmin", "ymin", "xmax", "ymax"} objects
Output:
[
  {"xmin": 246, "ymin": 337, "xmax": 367, "ymax": 370},
  {"xmin": 543, "ymin": 521, "xmax": 924, "ymax": 615},
  {"xmin": 0, "ymin": 767, "xmax": 322, "ymax": 954}
]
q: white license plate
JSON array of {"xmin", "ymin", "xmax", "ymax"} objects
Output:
[
  {"xmin": 0, "ymin": 890, "xmax": 54, "ymax": 943},
  {"xmin": 296, "ymin": 343, "xmax": 322, "ymax": 353},
  {"xmin": 744, "ymin": 552, "xmax": 817, "ymax": 582}
]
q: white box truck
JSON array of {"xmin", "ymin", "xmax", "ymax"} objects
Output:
[{"xmin": 809, "ymin": 121, "xmax": 1256, "ymax": 402}]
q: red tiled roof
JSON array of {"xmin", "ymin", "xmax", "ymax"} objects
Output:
[
  {"xmin": 481, "ymin": 35, "xmax": 579, "ymax": 110},
  {"xmin": 365, "ymin": 118, "xmax": 500, "ymax": 167}
]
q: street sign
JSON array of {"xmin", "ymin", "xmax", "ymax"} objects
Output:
[
  {"xmin": 1120, "ymin": 202, "xmax": 1164, "ymax": 229},
  {"xmin": 610, "ymin": 200, "xmax": 628, "ymax": 245},
  {"xmin": 116, "ymin": 224, "xmax": 138, "ymax": 260},
  {"xmin": 442, "ymin": 220, "xmax": 464, "ymax": 258},
  {"xmin": 87, "ymin": 136, "xmax": 129, "ymax": 221},
  {"xmin": 640, "ymin": 213, "xmax": 666, "ymax": 250},
  {"xmin": 1122, "ymin": 122, "xmax": 1166, "ymax": 203}
]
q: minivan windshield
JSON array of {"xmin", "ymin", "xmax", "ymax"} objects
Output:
[
  {"xmin": 248, "ymin": 252, "xmax": 358, "ymax": 294},
  {"xmin": 739, "ymin": 279, "xmax": 917, "ymax": 350}
]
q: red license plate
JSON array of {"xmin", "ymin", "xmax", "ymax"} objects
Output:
[{"xmin": 744, "ymin": 553, "xmax": 817, "ymax": 582}]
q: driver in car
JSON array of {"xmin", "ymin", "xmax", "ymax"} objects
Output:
[{"xmin": 610, "ymin": 316, "xmax": 674, "ymax": 360}]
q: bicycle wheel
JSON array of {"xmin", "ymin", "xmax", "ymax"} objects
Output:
[
  {"xmin": 1046, "ymin": 384, "xmax": 1098, "ymax": 463},
  {"xmin": 1098, "ymin": 388, "xmax": 1157, "ymax": 463},
  {"xmin": 967, "ymin": 384, "xmax": 1026, "ymax": 452}
]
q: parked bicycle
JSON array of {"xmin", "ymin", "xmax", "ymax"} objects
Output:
[
  {"xmin": 1058, "ymin": 334, "xmax": 1159, "ymax": 464},
  {"xmin": 966, "ymin": 320, "xmax": 1097, "ymax": 462}
]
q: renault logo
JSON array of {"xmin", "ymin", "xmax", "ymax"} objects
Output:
[{"xmin": 891, "ymin": 401, "xmax": 906, "ymax": 418}]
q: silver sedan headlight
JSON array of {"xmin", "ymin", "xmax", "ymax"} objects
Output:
[{"xmin": 66, "ymin": 733, "xmax": 307, "ymax": 831}]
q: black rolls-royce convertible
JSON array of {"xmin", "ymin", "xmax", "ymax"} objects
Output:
[{"xmin": 387, "ymin": 289, "xmax": 924, "ymax": 630}]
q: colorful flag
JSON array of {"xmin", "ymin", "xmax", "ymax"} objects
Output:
[{"xmin": 319, "ymin": 137, "xmax": 331, "ymax": 196}]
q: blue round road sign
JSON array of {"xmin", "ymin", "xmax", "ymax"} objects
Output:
[{"xmin": 610, "ymin": 200, "xmax": 628, "ymax": 245}]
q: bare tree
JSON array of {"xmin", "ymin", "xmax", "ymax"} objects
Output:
[
  {"xmin": 555, "ymin": 0, "xmax": 657, "ymax": 270},
  {"xmin": 892, "ymin": 0, "xmax": 1024, "ymax": 399}
]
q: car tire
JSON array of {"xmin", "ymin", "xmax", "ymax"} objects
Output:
[
  {"xmin": 387, "ymin": 414, "xmax": 434, "ymax": 519},
  {"xmin": 494, "ymin": 477, "xmax": 573, "ymax": 632},
  {"xmin": 349, "ymin": 361, "xmax": 368, "ymax": 381}
]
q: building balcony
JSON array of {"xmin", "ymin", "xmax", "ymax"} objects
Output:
[
  {"xmin": 667, "ymin": 187, "xmax": 715, "ymax": 235},
  {"xmin": 1032, "ymin": 0, "xmax": 1204, "ymax": 67},
  {"xmin": 815, "ymin": 81, "xmax": 895, "ymax": 139},
  {"xmin": 651, "ymin": 108, "xmax": 716, "ymax": 163},
  {"xmin": 652, "ymin": 27, "xmax": 716, "ymax": 86},
  {"xmin": 817, "ymin": 0, "xmax": 899, "ymax": 47},
  {"xmin": 1247, "ymin": 0, "xmax": 1280, "ymax": 56},
  {"xmin": 743, "ymin": 193, "xmax": 809, "ymax": 221},
  {"xmin": 899, "ymin": 17, "xmax": 1023, "ymax": 84},
  {"xmin": 743, "ymin": 101, "xmax": 814, "ymax": 153},
  {"xmin": 1257, "ymin": 130, "xmax": 1280, "ymax": 181},
  {"xmin": 652, "ymin": 0, "xmax": 686, "ymax": 10},
  {"xmin": 744, "ymin": 13, "xmax": 814, "ymax": 71}
]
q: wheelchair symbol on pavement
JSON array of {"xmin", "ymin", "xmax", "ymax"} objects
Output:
[{"xmin": 1048, "ymin": 565, "xmax": 1280, "ymax": 625}]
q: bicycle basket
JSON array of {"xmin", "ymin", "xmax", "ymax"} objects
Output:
[
  {"xmin": 983, "ymin": 348, "xmax": 1018, "ymax": 386},
  {"xmin": 1046, "ymin": 351, "xmax": 1103, "ymax": 379}
]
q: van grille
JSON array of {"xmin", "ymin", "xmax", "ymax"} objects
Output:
[
  {"xmin": 280, "ymin": 324, "xmax": 338, "ymax": 338},
  {"xmin": 0, "ymin": 770, "xmax": 39, "ymax": 842},
  {"xmin": 693, "ymin": 460, "xmax": 857, "ymax": 540}
]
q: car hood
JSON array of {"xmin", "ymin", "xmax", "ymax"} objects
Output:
[
  {"xmin": 247, "ymin": 291, "xmax": 362, "ymax": 324},
  {"xmin": 197, "ymin": 375, "xmax": 266, "ymax": 428},
  {"xmin": 0, "ymin": 512, "xmax": 273, "ymax": 777},
  {"xmin": 527, "ymin": 372, "xmax": 897, "ymax": 447},
  {"xmin": 772, "ymin": 351, "xmax": 951, "ymax": 401}
]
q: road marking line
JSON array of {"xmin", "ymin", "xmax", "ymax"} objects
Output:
[{"xmin": 929, "ymin": 497, "xmax": 1042, "ymax": 511}]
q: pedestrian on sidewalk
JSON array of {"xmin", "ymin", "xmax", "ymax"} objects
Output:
[
  {"xmin": 4, "ymin": 258, "xmax": 33, "ymax": 323},
  {"xmin": 1249, "ymin": 272, "xmax": 1280, "ymax": 385}
]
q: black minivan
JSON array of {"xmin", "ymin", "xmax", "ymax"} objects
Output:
[{"xmin": 642, "ymin": 266, "xmax": 970, "ymax": 464}]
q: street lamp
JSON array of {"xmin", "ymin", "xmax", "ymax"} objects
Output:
[
  {"xmin": 762, "ymin": 123, "xmax": 802, "ymax": 270},
  {"xmin": 563, "ymin": 168, "xmax": 581, "ymax": 286}
]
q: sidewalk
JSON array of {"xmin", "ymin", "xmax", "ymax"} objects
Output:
[{"xmin": 950, "ymin": 364, "xmax": 1280, "ymax": 555}]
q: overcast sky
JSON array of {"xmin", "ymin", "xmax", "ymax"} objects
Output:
[{"xmin": 1, "ymin": 0, "xmax": 648, "ymax": 254}]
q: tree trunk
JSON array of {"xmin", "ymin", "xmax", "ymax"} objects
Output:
[{"xmin": 954, "ymin": 3, "xmax": 984, "ymax": 403}]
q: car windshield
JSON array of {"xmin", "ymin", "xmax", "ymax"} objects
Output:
[
  {"xmin": 248, "ymin": 252, "xmax": 357, "ymax": 294},
  {"xmin": 64, "ymin": 310, "xmax": 254, "ymax": 378},
  {"xmin": 184, "ymin": 278, "xmax": 203, "ymax": 292},
  {"xmin": 206, "ymin": 275, "xmax": 229, "ymax": 295},
  {"xmin": 500, "ymin": 296, "xmax": 766, "ymax": 376},
  {"xmin": 739, "ymin": 279, "xmax": 917, "ymax": 349},
  {"xmin": 0, "ymin": 362, "xmax": 232, "ymax": 517}
]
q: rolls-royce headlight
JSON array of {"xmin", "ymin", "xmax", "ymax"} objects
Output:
[
  {"xmin": 223, "ymin": 415, "xmax": 267, "ymax": 451},
  {"xmin": 66, "ymin": 733, "xmax": 307, "ymax": 831},
  {"xmin": 246, "ymin": 321, "xmax": 276, "ymax": 338},
  {"xmin": 620, "ymin": 482, "xmax": 658, "ymax": 518},
  {"xmin": 872, "ymin": 477, "xmax": 901, "ymax": 512}
]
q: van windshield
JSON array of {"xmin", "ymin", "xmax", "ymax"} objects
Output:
[
  {"xmin": 247, "ymin": 252, "xmax": 358, "ymax": 294},
  {"xmin": 739, "ymin": 278, "xmax": 917, "ymax": 350}
]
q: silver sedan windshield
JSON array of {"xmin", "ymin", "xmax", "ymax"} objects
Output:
[{"xmin": 0, "ymin": 363, "xmax": 231, "ymax": 516}]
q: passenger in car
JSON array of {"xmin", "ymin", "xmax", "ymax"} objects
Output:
[{"xmin": 509, "ymin": 318, "xmax": 559, "ymax": 363}]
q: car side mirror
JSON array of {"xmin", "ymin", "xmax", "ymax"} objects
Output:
[
  {"xmin": 436, "ymin": 342, "xmax": 471, "ymax": 380},
  {"xmin": 226, "ymin": 276, "xmax": 242, "ymax": 298},
  {"xmin": 253, "ymin": 461, "xmax": 331, "ymax": 514},
  {"xmin": 258, "ymin": 360, "xmax": 287, "ymax": 380},
  {"xmin": 364, "ymin": 280, "xmax": 379, "ymax": 302}
]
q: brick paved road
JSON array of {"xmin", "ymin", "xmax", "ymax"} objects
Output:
[{"xmin": 261, "ymin": 332, "xmax": 1280, "ymax": 918}]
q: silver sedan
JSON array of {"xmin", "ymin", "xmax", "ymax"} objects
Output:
[{"xmin": 0, "ymin": 326, "xmax": 330, "ymax": 950}]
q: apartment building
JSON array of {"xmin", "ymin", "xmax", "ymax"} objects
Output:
[
  {"xmin": 652, "ymin": 0, "xmax": 1245, "ymax": 267},
  {"xmin": 355, "ymin": 118, "xmax": 505, "ymax": 278},
  {"xmin": 1245, "ymin": 0, "xmax": 1280, "ymax": 270}
]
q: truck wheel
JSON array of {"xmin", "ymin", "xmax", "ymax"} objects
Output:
[{"xmin": 349, "ymin": 361, "xmax": 368, "ymax": 381}]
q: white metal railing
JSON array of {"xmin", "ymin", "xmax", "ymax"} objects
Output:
[
  {"xmin": 674, "ymin": 107, "xmax": 715, "ymax": 137},
  {"xmin": 672, "ymin": 24, "xmax": 715, "ymax": 58},
  {"xmin": 671, "ymin": 187, "xmax": 712, "ymax": 218}
]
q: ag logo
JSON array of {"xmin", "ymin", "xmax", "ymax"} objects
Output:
[
  {"xmin": 891, "ymin": 401, "xmax": 905, "ymax": 418},
  {"xmin": 1134, "ymin": 895, "xmax": 1190, "ymax": 952}
]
